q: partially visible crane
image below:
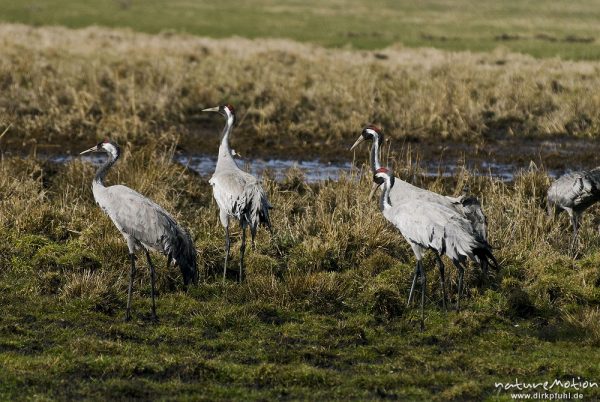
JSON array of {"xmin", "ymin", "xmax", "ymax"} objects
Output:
[
  {"xmin": 371, "ymin": 167, "xmax": 497, "ymax": 329},
  {"xmin": 80, "ymin": 140, "xmax": 197, "ymax": 321},
  {"xmin": 547, "ymin": 167, "xmax": 600, "ymax": 250},
  {"xmin": 202, "ymin": 104, "xmax": 272, "ymax": 283},
  {"xmin": 351, "ymin": 125, "xmax": 494, "ymax": 308}
]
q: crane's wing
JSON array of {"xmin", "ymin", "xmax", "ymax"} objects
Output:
[
  {"xmin": 210, "ymin": 170, "xmax": 272, "ymax": 227},
  {"xmin": 388, "ymin": 178, "xmax": 488, "ymax": 242},
  {"xmin": 548, "ymin": 169, "xmax": 600, "ymax": 211},
  {"xmin": 98, "ymin": 185, "xmax": 182, "ymax": 253},
  {"xmin": 384, "ymin": 199, "xmax": 482, "ymax": 262}
]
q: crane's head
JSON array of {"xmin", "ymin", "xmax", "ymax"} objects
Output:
[
  {"xmin": 350, "ymin": 125, "xmax": 383, "ymax": 151},
  {"xmin": 202, "ymin": 104, "xmax": 236, "ymax": 125},
  {"xmin": 370, "ymin": 167, "xmax": 395, "ymax": 199},
  {"xmin": 80, "ymin": 139, "xmax": 121, "ymax": 160}
]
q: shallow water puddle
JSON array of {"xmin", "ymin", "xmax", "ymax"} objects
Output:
[{"xmin": 46, "ymin": 153, "xmax": 558, "ymax": 183}]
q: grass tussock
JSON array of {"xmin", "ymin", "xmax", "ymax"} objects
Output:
[
  {"xmin": 2, "ymin": 24, "xmax": 600, "ymax": 158},
  {"xmin": 1, "ymin": 139, "xmax": 600, "ymax": 400}
]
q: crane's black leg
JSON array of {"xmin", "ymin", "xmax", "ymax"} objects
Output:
[
  {"xmin": 435, "ymin": 254, "xmax": 447, "ymax": 311},
  {"xmin": 419, "ymin": 260, "xmax": 426, "ymax": 331},
  {"xmin": 480, "ymin": 259, "xmax": 489, "ymax": 279},
  {"xmin": 239, "ymin": 224, "xmax": 247, "ymax": 283},
  {"xmin": 126, "ymin": 254, "xmax": 136, "ymax": 321},
  {"xmin": 453, "ymin": 261, "xmax": 465, "ymax": 312},
  {"xmin": 223, "ymin": 225, "xmax": 230, "ymax": 284},
  {"xmin": 407, "ymin": 261, "xmax": 420, "ymax": 307},
  {"xmin": 145, "ymin": 250, "xmax": 158, "ymax": 321},
  {"xmin": 250, "ymin": 226, "xmax": 257, "ymax": 251},
  {"xmin": 570, "ymin": 214, "xmax": 579, "ymax": 254}
]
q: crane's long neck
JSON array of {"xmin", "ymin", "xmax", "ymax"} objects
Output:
[
  {"xmin": 379, "ymin": 179, "xmax": 393, "ymax": 211},
  {"xmin": 93, "ymin": 152, "xmax": 118, "ymax": 187},
  {"xmin": 216, "ymin": 115, "xmax": 238, "ymax": 171},
  {"xmin": 370, "ymin": 136, "xmax": 382, "ymax": 173}
]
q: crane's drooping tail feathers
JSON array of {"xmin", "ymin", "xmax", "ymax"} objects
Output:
[
  {"xmin": 473, "ymin": 244, "xmax": 499, "ymax": 271},
  {"xmin": 259, "ymin": 192, "xmax": 273, "ymax": 231},
  {"xmin": 245, "ymin": 187, "xmax": 272, "ymax": 233},
  {"xmin": 168, "ymin": 227, "xmax": 198, "ymax": 286},
  {"xmin": 460, "ymin": 195, "xmax": 489, "ymax": 243}
]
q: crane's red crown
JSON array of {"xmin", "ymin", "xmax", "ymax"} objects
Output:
[
  {"xmin": 375, "ymin": 167, "xmax": 389, "ymax": 174},
  {"xmin": 225, "ymin": 104, "xmax": 235, "ymax": 115},
  {"xmin": 365, "ymin": 125, "xmax": 382, "ymax": 134}
]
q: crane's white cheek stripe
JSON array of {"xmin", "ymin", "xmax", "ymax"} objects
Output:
[{"xmin": 103, "ymin": 143, "xmax": 118, "ymax": 159}]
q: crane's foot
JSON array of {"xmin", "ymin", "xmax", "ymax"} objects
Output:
[
  {"xmin": 150, "ymin": 312, "xmax": 159, "ymax": 323},
  {"xmin": 420, "ymin": 320, "xmax": 425, "ymax": 332},
  {"xmin": 124, "ymin": 311, "xmax": 132, "ymax": 322}
]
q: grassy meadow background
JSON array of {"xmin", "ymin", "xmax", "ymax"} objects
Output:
[
  {"xmin": 1, "ymin": 1, "xmax": 600, "ymax": 400},
  {"xmin": 2, "ymin": 0, "xmax": 600, "ymax": 59}
]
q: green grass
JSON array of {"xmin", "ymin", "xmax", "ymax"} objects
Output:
[
  {"xmin": 1, "ymin": 0, "xmax": 600, "ymax": 60},
  {"xmin": 1, "ymin": 140, "xmax": 600, "ymax": 400}
]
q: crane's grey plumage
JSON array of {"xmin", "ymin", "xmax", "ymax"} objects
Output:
[
  {"xmin": 80, "ymin": 140, "xmax": 197, "ymax": 321},
  {"xmin": 203, "ymin": 104, "xmax": 272, "ymax": 283},
  {"xmin": 446, "ymin": 185, "xmax": 489, "ymax": 253},
  {"xmin": 547, "ymin": 167, "xmax": 600, "ymax": 249},
  {"xmin": 351, "ymin": 125, "xmax": 494, "ymax": 308},
  {"xmin": 371, "ymin": 167, "xmax": 497, "ymax": 329}
]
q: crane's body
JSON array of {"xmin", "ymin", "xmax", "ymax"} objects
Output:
[
  {"xmin": 351, "ymin": 126, "xmax": 494, "ymax": 308},
  {"xmin": 81, "ymin": 140, "xmax": 197, "ymax": 321},
  {"xmin": 547, "ymin": 167, "xmax": 600, "ymax": 247},
  {"xmin": 372, "ymin": 168, "xmax": 497, "ymax": 329},
  {"xmin": 352, "ymin": 126, "xmax": 489, "ymax": 242},
  {"xmin": 203, "ymin": 105, "xmax": 271, "ymax": 282}
]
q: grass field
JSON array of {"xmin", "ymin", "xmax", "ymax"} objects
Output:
[
  {"xmin": 1, "ymin": 137, "xmax": 600, "ymax": 400},
  {"xmin": 1, "ymin": 19, "xmax": 600, "ymax": 400},
  {"xmin": 2, "ymin": 0, "xmax": 600, "ymax": 60}
]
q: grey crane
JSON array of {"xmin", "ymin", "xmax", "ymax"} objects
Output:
[
  {"xmin": 371, "ymin": 167, "xmax": 497, "ymax": 329},
  {"xmin": 351, "ymin": 125, "xmax": 494, "ymax": 308},
  {"xmin": 202, "ymin": 104, "xmax": 272, "ymax": 283},
  {"xmin": 547, "ymin": 167, "xmax": 600, "ymax": 250},
  {"xmin": 80, "ymin": 140, "xmax": 197, "ymax": 321}
]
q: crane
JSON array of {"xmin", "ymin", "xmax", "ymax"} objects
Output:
[
  {"xmin": 351, "ymin": 125, "xmax": 494, "ymax": 308},
  {"xmin": 80, "ymin": 140, "xmax": 197, "ymax": 321},
  {"xmin": 202, "ymin": 104, "xmax": 272, "ymax": 283},
  {"xmin": 547, "ymin": 167, "xmax": 600, "ymax": 250},
  {"xmin": 371, "ymin": 167, "xmax": 497, "ymax": 329}
]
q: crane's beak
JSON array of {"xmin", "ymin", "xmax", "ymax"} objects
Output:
[
  {"xmin": 350, "ymin": 135, "xmax": 365, "ymax": 151},
  {"xmin": 80, "ymin": 145, "xmax": 99, "ymax": 155},
  {"xmin": 369, "ymin": 182, "xmax": 382, "ymax": 200},
  {"xmin": 202, "ymin": 106, "xmax": 220, "ymax": 113}
]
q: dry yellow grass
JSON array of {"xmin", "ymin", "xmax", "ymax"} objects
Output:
[{"xmin": 1, "ymin": 23, "xmax": 600, "ymax": 159}]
